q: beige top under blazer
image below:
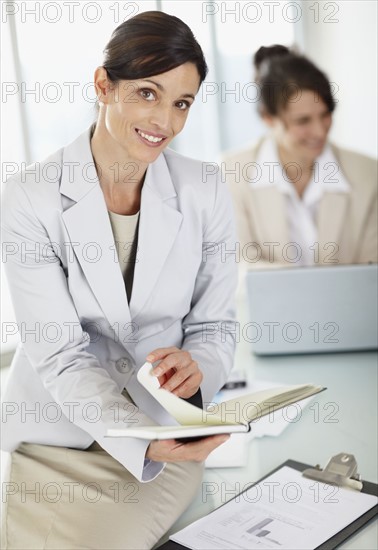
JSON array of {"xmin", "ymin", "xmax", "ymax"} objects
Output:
[{"xmin": 223, "ymin": 138, "xmax": 378, "ymax": 267}]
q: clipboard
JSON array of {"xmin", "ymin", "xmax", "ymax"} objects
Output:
[{"xmin": 156, "ymin": 455, "xmax": 378, "ymax": 550}]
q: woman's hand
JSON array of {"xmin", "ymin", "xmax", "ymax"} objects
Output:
[
  {"xmin": 146, "ymin": 435, "xmax": 230, "ymax": 463},
  {"xmin": 146, "ymin": 347, "xmax": 203, "ymax": 398}
]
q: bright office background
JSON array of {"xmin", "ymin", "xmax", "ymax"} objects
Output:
[{"xmin": 1, "ymin": 0, "xmax": 377, "ymax": 362}]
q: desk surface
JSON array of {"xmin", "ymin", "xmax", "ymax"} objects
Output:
[{"xmin": 155, "ymin": 294, "xmax": 378, "ymax": 549}]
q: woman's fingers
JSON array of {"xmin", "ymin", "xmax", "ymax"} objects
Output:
[
  {"xmin": 146, "ymin": 435, "xmax": 230, "ymax": 463},
  {"xmin": 145, "ymin": 348, "xmax": 203, "ymax": 398},
  {"xmin": 152, "ymin": 351, "xmax": 192, "ymax": 377},
  {"xmin": 160, "ymin": 361, "xmax": 199, "ymax": 391},
  {"xmin": 146, "ymin": 347, "xmax": 180, "ymax": 364},
  {"xmin": 167, "ymin": 372, "xmax": 203, "ymax": 399}
]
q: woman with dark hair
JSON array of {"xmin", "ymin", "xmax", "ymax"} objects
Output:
[
  {"xmin": 224, "ymin": 45, "xmax": 377, "ymax": 268},
  {"xmin": 1, "ymin": 12, "xmax": 236, "ymax": 549}
]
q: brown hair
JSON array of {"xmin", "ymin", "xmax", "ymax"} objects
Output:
[
  {"xmin": 102, "ymin": 11, "xmax": 208, "ymax": 85},
  {"xmin": 254, "ymin": 45, "xmax": 336, "ymax": 116}
]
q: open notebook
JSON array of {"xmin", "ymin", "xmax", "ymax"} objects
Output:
[{"xmin": 106, "ymin": 363, "xmax": 325, "ymax": 440}]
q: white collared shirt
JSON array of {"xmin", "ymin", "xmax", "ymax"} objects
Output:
[{"xmin": 253, "ymin": 136, "xmax": 350, "ymax": 266}]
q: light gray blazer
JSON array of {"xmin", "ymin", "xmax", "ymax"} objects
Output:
[{"xmin": 1, "ymin": 129, "xmax": 237, "ymax": 482}]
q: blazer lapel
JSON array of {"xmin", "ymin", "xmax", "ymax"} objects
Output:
[
  {"xmin": 60, "ymin": 131, "xmax": 132, "ymax": 348},
  {"xmin": 129, "ymin": 153, "xmax": 183, "ymax": 319},
  {"xmin": 59, "ymin": 132, "xmax": 183, "ymax": 338},
  {"xmin": 318, "ymin": 193, "xmax": 349, "ymax": 263},
  {"xmin": 251, "ymin": 187, "xmax": 289, "ymax": 246}
]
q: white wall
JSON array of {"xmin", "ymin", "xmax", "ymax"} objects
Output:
[
  {"xmin": 298, "ymin": 0, "xmax": 377, "ymax": 159},
  {"xmin": 1, "ymin": 14, "xmax": 25, "ymax": 353}
]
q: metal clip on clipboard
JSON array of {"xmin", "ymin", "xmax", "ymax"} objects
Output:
[{"xmin": 302, "ymin": 453, "xmax": 363, "ymax": 491}]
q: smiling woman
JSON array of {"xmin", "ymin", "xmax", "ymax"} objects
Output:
[
  {"xmin": 91, "ymin": 62, "xmax": 201, "ymax": 214},
  {"xmin": 223, "ymin": 45, "xmax": 377, "ymax": 269},
  {"xmin": 1, "ymin": 11, "xmax": 237, "ymax": 550}
]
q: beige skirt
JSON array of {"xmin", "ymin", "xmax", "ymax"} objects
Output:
[{"xmin": 1, "ymin": 441, "xmax": 204, "ymax": 550}]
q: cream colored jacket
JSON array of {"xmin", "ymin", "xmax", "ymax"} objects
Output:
[{"xmin": 223, "ymin": 138, "xmax": 377, "ymax": 268}]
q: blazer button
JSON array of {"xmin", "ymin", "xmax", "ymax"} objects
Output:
[{"xmin": 115, "ymin": 357, "xmax": 131, "ymax": 373}]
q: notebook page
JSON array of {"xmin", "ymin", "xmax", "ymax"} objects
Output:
[{"xmin": 137, "ymin": 362, "xmax": 236, "ymax": 427}]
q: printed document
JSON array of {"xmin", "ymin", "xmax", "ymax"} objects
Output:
[{"xmin": 171, "ymin": 466, "xmax": 377, "ymax": 549}]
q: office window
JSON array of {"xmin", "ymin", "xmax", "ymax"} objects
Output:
[
  {"xmin": 6, "ymin": 1, "xmax": 296, "ymax": 163},
  {"xmin": 162, "ymin": 0, "xmax": 295, "ymax": 159},
  {"xmin": 9, "ymin": 0, "xmax": 159, "ymax": 162}
]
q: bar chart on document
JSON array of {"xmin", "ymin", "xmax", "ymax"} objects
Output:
[
  {"xmin": 170, "ymin": 467, "xmax": 377, "ymax": 549},
  {"xmin": 245, "ymin": 518, "xmax": 282, "ymax": 545},
  {"xmin": 193, "ymin": 505, "xmax": 312, "ymax": 549}
]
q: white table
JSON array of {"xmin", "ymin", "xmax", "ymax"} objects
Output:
[{"xmin": 156, "ymin": 338, "xmax": 378, "ymax": 549}]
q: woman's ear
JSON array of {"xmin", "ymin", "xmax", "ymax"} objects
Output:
[{"xmin": 94, "ymin": 66, "xmax": 111, "ymax": 105}]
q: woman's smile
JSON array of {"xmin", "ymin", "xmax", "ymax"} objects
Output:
[{"xmin": 135, "ymin": 128, "xmax": 168, "ymax": 147}]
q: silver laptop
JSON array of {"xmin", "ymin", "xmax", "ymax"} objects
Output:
[{"xmin": 246, "ymin": 264, "xmax": 378, "ymax": 355}]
